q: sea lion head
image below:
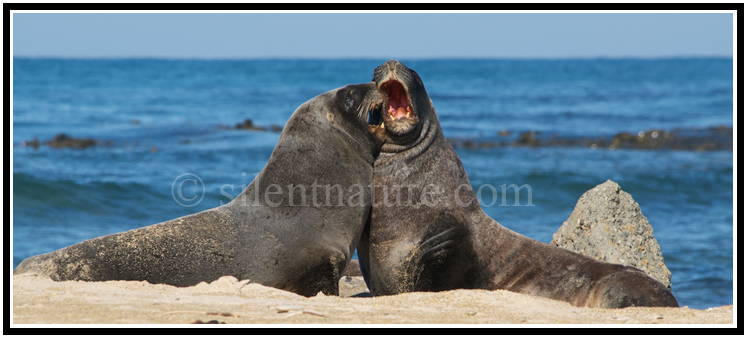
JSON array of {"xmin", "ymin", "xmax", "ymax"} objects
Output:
[
  {"xmin": 296, "ymin": 82, "xmax": 386, "ymax": 154},
  {"xmin": 336, "ymin": 82, "xmax": 387, "ymax": 149},
  {"xmin": 371, "ymin": 60, "xmax": 430, "ymax": 144}
]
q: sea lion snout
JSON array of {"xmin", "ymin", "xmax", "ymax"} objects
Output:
[{"xmin": 339, "ymin": 82, "xmax": 387, "ymax": 147}]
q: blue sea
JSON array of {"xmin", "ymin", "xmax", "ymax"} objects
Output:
[{"xmin": 11, "ymin": 58, "xmax": 734, "ymax": 310}]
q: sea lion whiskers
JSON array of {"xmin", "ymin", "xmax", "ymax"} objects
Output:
[{"xmin": 355, "ymin": 84, "xmax": 385, "ymax": 126}]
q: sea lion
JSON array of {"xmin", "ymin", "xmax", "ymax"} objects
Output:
[
  {"xmin": 14, "ymin": 82, "xmax": 386, "ymax": 297},
  {"xmin": 357, "ymin": 60, "xmax": 678, "ymax": 308}
]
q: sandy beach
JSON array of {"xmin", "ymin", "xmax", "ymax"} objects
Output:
[{"xmin": 12, "ymin": 272, "xmax": 733, "ymax": 326}]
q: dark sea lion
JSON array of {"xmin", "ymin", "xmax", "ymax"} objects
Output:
[
  {"xmin": 14, "ymin": 82, "xmax": 385, "ymax": 297},
  {"xmin": 357, "ymin": 60, "xmax": 678, "ymax": 308}
]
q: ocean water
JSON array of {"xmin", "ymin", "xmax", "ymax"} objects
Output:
[{"xmin": 12, "ymin": 58, "xmax": 734, "ymax": 310}]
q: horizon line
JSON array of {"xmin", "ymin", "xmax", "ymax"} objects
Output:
[{"xmin": 12, "ymin": 55, "xmax": 734, "ymax": 61}]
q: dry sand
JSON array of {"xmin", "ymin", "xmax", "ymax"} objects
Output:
[{"xmin": 12, "ymin": 272, "xmax": 734, "ymax": 326}]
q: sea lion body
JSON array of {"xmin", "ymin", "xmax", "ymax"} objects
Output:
[
  {"xmin": 14, "ymin": 83, "xmax": 384, "ymax": 297},
  {"xmin": 358, "ymin": 60, "xmax": 678, "ymax": 308}
]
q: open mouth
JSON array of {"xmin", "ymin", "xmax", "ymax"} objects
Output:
[
  {"xmin": 381, "ymin": 80, "xmax": 412, "ymax": 120},
  {"xmin": 364, "ymin": 77, "xmax": 418, "ymax": 140}
]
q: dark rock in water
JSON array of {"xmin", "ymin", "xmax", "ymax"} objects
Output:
[
  {"xmin": 448, "ymin": 125, "xmax": 732, "ymax": 151},
  {"xmin": 22, "ymin": 137, "xmax": 40, "ymax": 149},
  {"xmin": 610, "ymin": 129, "xmax": 680, "ymax": 150},
  {"xmin": 513, "ymin": 131, "xmax": 540, "ymax": 147},
  {"xmin": 44, "ymin": 134, "xmax": 99, "ymax": 149},
  {"xmin": 225, "ymin": 119, "xmax": 283, "ymax": 132},
  {"xmin": 235, "ymin": 119, "xmax": 266, "ymax": 131},
  {"xmin": 22, "ymin": 134, "xmax": 112, "ymax": 150},
  {"xmin": 550, "ymin": 180, "xmax": 672, "ymax": 290}
]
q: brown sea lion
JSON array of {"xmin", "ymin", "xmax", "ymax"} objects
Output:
[
  {"xmin": 357, "ymin": 60, "xmax": 678, "ymax": 308},
  {"xmin": 14, "ymin": 82, "xmax": 385, "ymax": 297}
]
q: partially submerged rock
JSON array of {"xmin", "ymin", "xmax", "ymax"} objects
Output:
[
  {"xmin": 21, "ymin": 137, "xmax": 40, "ymax": 149},
  {"xmin": 551, "ymin": 180, "xmax": 672, "ymax": 290},
  {"xmin": 22, "ymin": 134, "xmax": 103, "ymax": 150},
  {"xmin": 229, "ymin": 118, "xmax": 283, "ymax": 132},
  {"xmin": 234, "ymin": 118, "xmax": 266, "ymax": 131},
  {"xmin": 448, "ymin": 125, "xmax": 733, "ymax": 151},
  {"xmin": 46, "ymin": 134, "xmax": 98, "ymax": 149},
  {"xmin": 513, "ymin": 131, "xmax": 540, "ymax": 147}
]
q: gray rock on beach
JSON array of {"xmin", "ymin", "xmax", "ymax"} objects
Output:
[{"xmin": 550, "ymin": 180, "xmax": 672, "ymax": 290}]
